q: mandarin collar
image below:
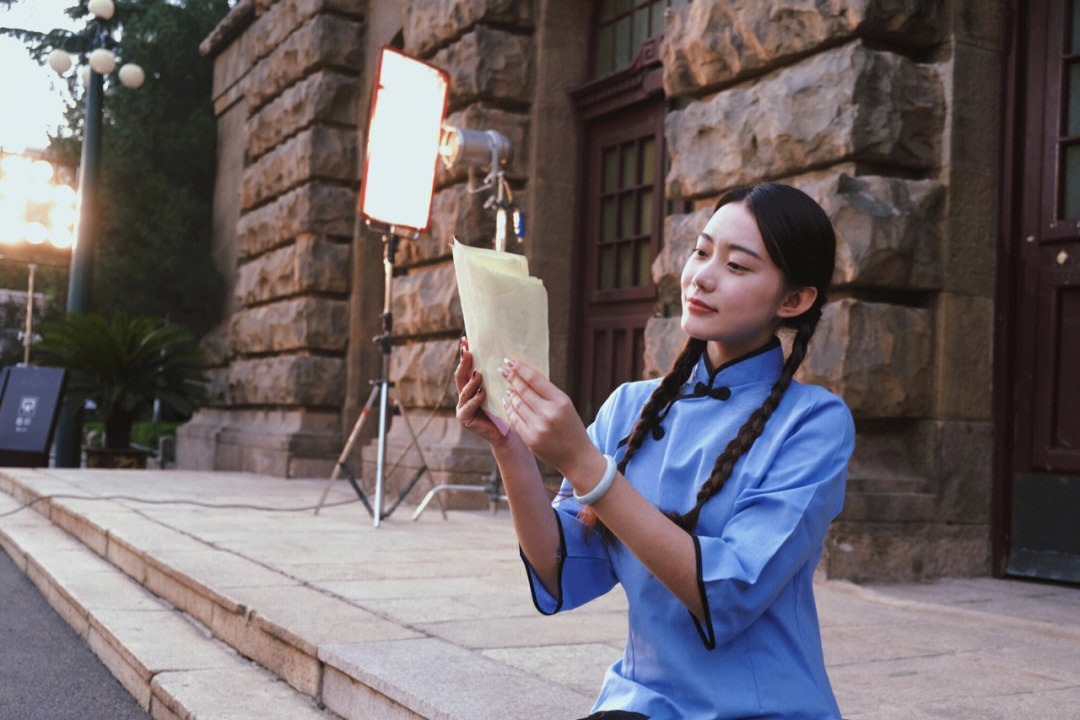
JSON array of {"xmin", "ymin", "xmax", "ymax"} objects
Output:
[
  {"xmin": 616, "ymin": 337, "xmax": 786, "ymax": 448},
  {"xmin": 687, "ymin": 336, "xmax": 783, "ymax": 393}
]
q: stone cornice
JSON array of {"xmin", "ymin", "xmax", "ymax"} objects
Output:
[{"xmin": 200, "ymin": 0, "xmax": 256, "ymax": 57}]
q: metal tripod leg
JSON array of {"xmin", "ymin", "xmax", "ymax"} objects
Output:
[
  {"xmin": 313, "ymin": 383, "xmax": 380, "ymax": 515},
  {"xmin": 412, "ymin": 451, "xmax": 507, "ymax": 520}
]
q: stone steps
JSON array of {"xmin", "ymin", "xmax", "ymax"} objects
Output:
[
  {"xmin": 0, "ymin": 469, "xmax": 598, "ymax": 720},
  {"xmin": 0, "ymin": 487, "xmax": 335, "ymax": 720}
]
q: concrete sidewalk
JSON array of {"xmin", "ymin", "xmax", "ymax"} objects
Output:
[{"xmin": 1, "ymin": 468, "xmax": 1077, "ymax": 720}]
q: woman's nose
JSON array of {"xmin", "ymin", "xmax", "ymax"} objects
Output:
[{"xmin": 690, "ymin": 268, "xmax": 714, "ymax": 293}]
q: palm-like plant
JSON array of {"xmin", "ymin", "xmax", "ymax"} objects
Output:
[{"xmin": 32, "ymin": 312, "xmax": 207, "ymax": 449}]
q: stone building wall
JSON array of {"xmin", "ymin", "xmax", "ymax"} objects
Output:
[{"xmin": 178, "ymin": 0, "xmax": 364, "ymax": 477}]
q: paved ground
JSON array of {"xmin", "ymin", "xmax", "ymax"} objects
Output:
[
  {"xmin": 0, "ymin": 547, "xmax": 149, "ymax": 720},
  {"xmin": 1, "ymin": 468, "xmax": 1078, "ymax": 720}
]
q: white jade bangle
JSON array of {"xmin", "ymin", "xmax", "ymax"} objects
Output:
[{"xmin": 573, "ymin": 454, "xmax": 618, "ymax": 505}]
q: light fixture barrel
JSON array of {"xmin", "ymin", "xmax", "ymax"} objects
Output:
[
  {"xmin": 48, "ymin": 49, "xmax": 72, "ymax": 74},
  {"xmin": 118, "ymin": 63, "xmax": 145, "ymax": 88},
  {"xmin": 439, "ymin": 126, "xmax": 512, "ymax": 171},
  {"xmin": 88, "ymin": 0, "xmax": 115, "ymax": 20},
  {"xmin": 89, "ymin": 48, "xmax": 116, "ymax": 75}
]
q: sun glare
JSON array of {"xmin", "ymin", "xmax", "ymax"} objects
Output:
[{"xmin": 0, "ymin": 151, "xmax": 78, "ymax": 254}]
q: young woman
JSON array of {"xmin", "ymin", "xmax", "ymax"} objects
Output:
[{"xmin": 455, "ymin": 183, "xmax": 854, "ymax": 720}]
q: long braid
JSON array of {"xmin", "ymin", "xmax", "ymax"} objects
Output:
[
  {"xmin": 665, "ymin": 305, "xmax": 823, "ymax": 533},
  {"xmin": 577, "ymin": 337, "xmax": 705, "ymax": 542}
]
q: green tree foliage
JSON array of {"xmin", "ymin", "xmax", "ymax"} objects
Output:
[{"xmin": 1, "ymin": 0, "xmax": 233, "ymax": 338}]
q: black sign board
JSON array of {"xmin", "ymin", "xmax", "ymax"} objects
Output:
[{"xmin": 0, "ymin": 366, "xmax": 67, "ymax": 467}]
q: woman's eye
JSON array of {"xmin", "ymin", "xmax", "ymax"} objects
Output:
[
  {"xmin": 691, "ymin": 248, "xmax": 707, "ymax": 258},
  {"xmin": 727, "ymin": 262, "xmax": 747, "ymax": 272}
]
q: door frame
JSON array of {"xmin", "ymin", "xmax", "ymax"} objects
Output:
[{"xmin": 567, "ymin": 37, "xmax": 665, "ymax": 412}]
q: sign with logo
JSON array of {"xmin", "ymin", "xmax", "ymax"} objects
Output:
[{"xmin": 0, "ymin": 366, "xmax": 66, "ymax": 466}]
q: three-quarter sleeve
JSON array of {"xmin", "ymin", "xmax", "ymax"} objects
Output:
[
  {"xmin": 519, "ymin": 383, "xmax": 634, "ymax": 614},
  {"xmin": 689, "ymin": 395, "xmax": 855, "ymax": 649},
  {"xmin": 521, "ymin": 500, "xmax": 619, "ymax": 614}
]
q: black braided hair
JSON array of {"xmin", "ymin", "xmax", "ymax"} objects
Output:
[{"xmin": 576, "ymin": 183, "xmax": 836, "ymax": 544}]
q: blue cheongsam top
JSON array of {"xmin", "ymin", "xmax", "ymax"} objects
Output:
[{"xmin": 520, "ymin": 338, "xmax": 854, "ymax": 720}]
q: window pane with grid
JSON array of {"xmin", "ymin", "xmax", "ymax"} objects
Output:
[
  {"xmin": 594, "ymin": 0, "xmax": 689, "ymax": 77},
  {"xmin": 597, "ymin": 137, "xmax": 659, "ymax": 291}
]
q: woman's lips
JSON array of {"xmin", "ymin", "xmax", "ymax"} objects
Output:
[{"xmin": 686, "ymin": 297, "xmax": 716, "ymax": 314}]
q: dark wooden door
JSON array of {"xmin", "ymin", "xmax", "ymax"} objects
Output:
[
  {"xmin": 569, "ymin": 0, "xmax": 688, "ymax": 422},
  {"xmin": 577, "ymin": 103, "xmax": 664, "ymax": 421},
  {"xmin": 1000, "ymin": 0, "xmax": 1080, "ymax": 582}
]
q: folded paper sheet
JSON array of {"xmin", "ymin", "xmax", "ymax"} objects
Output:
[{"xmin": 452, "ymin": 239, "xmax": 549, "ymax": 430}]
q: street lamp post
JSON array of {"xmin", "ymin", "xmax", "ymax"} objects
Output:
[{"xmin": 48, "ymin": 0, "xmax": 144, "ymax": 467}]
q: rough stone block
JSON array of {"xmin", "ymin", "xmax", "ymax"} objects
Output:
[
  {"xmin": 226, "ymin": 355, "xmax": 345, "ymax": 406},
  {"xmin": 241, "ymin": 126, "xmax": 356, "ymax": 210},
  {"xmin": 246, "ymin": 71, "xmax": 360, "ymax": 161},
  {"xmin": 389, "ymin": 339, "xmax": 459, "ymax": 408},
  {"xmin": 643, "ymin": 316, "xmax": 687, "ymax": 379},
  {"xmin": 432, "ymin": 26, "xmax": 532, "ymax": 107},
  {"xmin": 390, "ymin": 263, "xmax": 463, "ymax": 337},
  {"xmin": 665, "ymin": 41, "xmax": 944, "ymax": 199},
  {"xmin": 231, "ymin": 297, "xmax": 349, "ymax": 354},
  {"xmin": 234, "ymin": 236, "xmax": 349, "ymax": 306},
  {"xmin": 405, "ymin": 0, "xmax": 533, "ymax": 56},
  {"xmin": 246, "ymin": 15, "xmax": 363, "ymax": 112},
  {"xmin": 796, "ymin": 298, "xmax": 932, "ymax": 418},
  {"xmin": 794, "ymin": 169, "xmax": 944, "ymax": 289},
  {"xmin": 237, "ymin": 183, "xmax": 355, "ymax": 259},
  {"xmin": 247, "ymin": 0, "xmax": 364, "ymax": 64},
  {"xmin": 436, "ymin": 105, "xmax": 530, "ymax": 186},
  {"xmin": 661, "ymin": 0, "xmax": 941, "ymax": 97}
]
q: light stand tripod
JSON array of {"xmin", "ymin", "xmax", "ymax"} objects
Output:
[{"xmin": 314, "ymin": 226, "xmax": 447, "ymax": 526}]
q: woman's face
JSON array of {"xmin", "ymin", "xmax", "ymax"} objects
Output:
[{"xmin": 680, "ymin": 202, "xmax": 791, "ymax": 356}]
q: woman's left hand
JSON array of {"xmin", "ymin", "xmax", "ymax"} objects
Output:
[{"xmin": 500, "ymin": 358, "xmax": 595, "ymax": 476}]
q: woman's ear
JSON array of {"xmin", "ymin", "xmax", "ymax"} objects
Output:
[{"xmin": 776, "ymin": 285, "xmax": 818, "ymax": 319}]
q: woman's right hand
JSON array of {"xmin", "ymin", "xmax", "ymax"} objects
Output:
[{"xmin": 455, "ymin": 337, "xmax": 510, "ymax": 448}]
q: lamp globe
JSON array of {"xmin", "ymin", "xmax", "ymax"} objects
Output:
[
  {"xmin": 118, "ymin": 63, "xmax": 145, "ymax": 89},
  {"xmin": 88, "ymin": 0, "xmax": 115, "ymax": 20},
  {"xmin": 89, "ymin": 48, "xmax": 116, "ymax": 75},
  {"xmin": 48, "ymin": 49, "xmax": 72, "ymax": 74}
]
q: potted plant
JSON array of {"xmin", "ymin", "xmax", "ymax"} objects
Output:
[{"xmin": 33, "ymin": 312, "xmax": 207, "ymax": 468}]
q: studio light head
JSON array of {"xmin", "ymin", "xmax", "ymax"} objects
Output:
[
  {"xmin": 438, "ymin": 126, "xmax": 512, "ymax": 173},
  {"xmin": 358, "ymin": 47, "xmax": 450, "ymax": 235}
]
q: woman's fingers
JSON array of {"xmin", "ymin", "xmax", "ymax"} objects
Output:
[
  {"xmin": 457, "ymin": 368, "xmax": 483, "ymax": 408},
  {"xmin": 454, "ymin": 339, "xmax": 473, "ymax": 391},
  {"xmin": 504, "ymin": 383, "xmax": 541, "ymax": 432},
  {"xmin": 501, "ymin": 358, "xmax": 554, "ymax": 401}
]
